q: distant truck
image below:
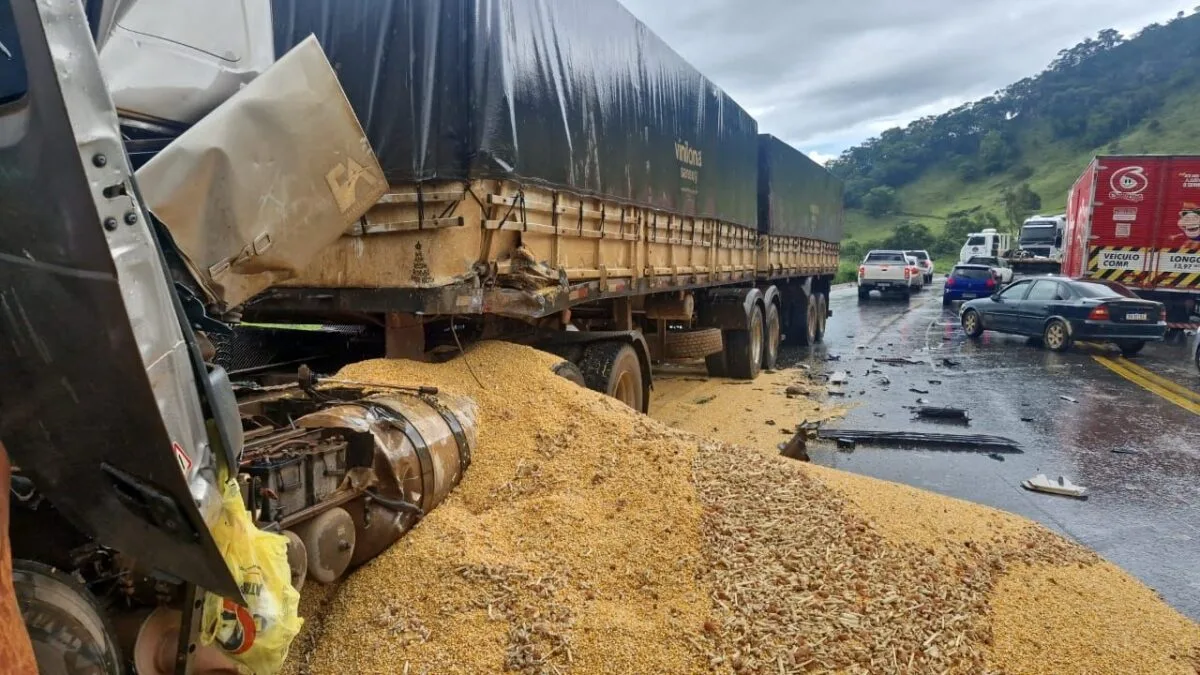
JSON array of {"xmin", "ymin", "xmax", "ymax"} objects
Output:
[
  {"xmin": 959, "ymin": 228, "xmax": 1012, "ymax": 264},
  {"xmin": 1007, "ymin": 215, "xmax": 1067, "ymax": 274},
  {"xmin": 1064, "ymin": 155, "xmax": 1200, "ymax": 329}
]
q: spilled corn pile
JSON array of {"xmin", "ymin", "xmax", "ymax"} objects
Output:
[{"xmin": 286, "ymin": 342, "xmax": 1200, "ymax": 675}]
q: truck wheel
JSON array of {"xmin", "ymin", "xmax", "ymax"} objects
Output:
[
  {"xmin": 725, "ymin": 305, "xmax": 764, "ymax": 380},
  {"xmin": 552, "ymin": 360, "xmax": 587, "ymax": 387},
  {"xmin": 705, "ymin": 348, "xmax": 728, "ymax": 378},
  {"xmin": 663, "ymin": 328, "xmax": 724, "ymax": 360},
  {"xmin": 962, "ymin": 309, "xmax": 984, "ymax": 338},
  {"xmin": 815, "ymin": 293, "xmax": 828, "ymax": 342},
  {"xmin": 762, "ymin": 304, "xmax": 781, "ymax": 370},
  {"xmin": 857, "ymin": 287, "xmax": 870, "ymax": 302},
  {"xmin": 580, "ymin": 342, "xmax": 645, "ymax": 411},
  {"xmin": 1118, "ymin": 340, "xmax": 1146, "ymax": 357},
  {"xmin": 1043, "ymin": 319, "xmax": 1073, "ymax": 352},
  {"xmin": 14, "ymin": 560, "xmax": 124, "ymax": 675}
]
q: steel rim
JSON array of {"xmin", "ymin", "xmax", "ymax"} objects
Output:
[
  {"xmin": 1046, "ymin": 323, "xmax": 1065, "ymax": 349},
  {"xmin": 750, "ymin": 310, "xmax": 763, "ymax": 367},
  {"xmin": 817, "ymin": 295, "xmax": 827, "ymax": 333},
  {"xmin": 964, "ymin": 312, "xmax": 978, "ymax": 334}
]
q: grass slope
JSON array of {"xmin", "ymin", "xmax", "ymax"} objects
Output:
[{"xmin": 843, "ymin": 88, "xmax": 1200, "ymax": 242}]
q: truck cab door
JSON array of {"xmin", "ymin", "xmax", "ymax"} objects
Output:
[{"xmin": 0, "ymin": 0, "xmax": 239, "ymax": 599}]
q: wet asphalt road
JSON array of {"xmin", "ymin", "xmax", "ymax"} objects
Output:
[{"xmin": 785, "ymin": 279, "xmax": 1200, "ymax": 619}]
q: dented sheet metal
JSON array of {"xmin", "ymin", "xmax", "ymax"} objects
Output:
[{"xmin": 136, "ymin": 36, "xmax": 386, "ymax": 309}]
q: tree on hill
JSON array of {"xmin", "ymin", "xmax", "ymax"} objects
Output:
[
  {"xmin": 1003, "ymin": 184, "xmax": 1043, "ymax": 230},
  {"xmin": 828, "ymin": 10, "xmax": 1200, "ymax": 208},
  {"xmin": 862, "ymin": 186, "xmax": 899, "ymax": 217}
]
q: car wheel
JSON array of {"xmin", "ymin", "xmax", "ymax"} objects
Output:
[
  {"xmin": 962, "ymin": 309, "xmax": 984, "ymax": 338},
  {"xmin": 1043, "ymin": 319, "xmax": 1072, "ymax": 353},
  {"xmin": 1194, "ymin": 341, "xmax": 1200, "ymax": 373},
  {"xmin": 1118, "ymin": 340, "xmax": 1146, "ymax": 357},
  {"xmin": 942, "ymin": 296, "xmax": 951, "ymax": 307},
  {"xmin": 857, "ymin": 287, "xmax": 869, "ymax": 302}
]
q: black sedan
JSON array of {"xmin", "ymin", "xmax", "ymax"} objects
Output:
[{"xmin": 960, "ymin": 277, "xmax": 1167, "ymax": 356}]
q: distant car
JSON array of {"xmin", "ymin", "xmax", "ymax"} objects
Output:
[
  {"xmin": 966, "ymin": 255, "xmax": 1013, "ymax": 284},
  {"xmin": 905, "ymin": 255, "xmax": 926, "ymax": 291},
  {"xmin": 959, "ymin": 277, "xmax": 1167, "ymax": 356},
  {"xmin": 943, "ymin": 264, "xmax": 999, "ymax": 306},
  {"xmin": 858, "ymin": 250, "xmax": 919, "ymax": 301},
  {"xmin": 905, "ymin": 250, "xmax": 934, "ymax": 284}
]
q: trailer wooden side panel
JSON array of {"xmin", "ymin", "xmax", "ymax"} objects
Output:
[{"xmin": 283, "ymin": 179, "xmax": 809, "ymax": 309}]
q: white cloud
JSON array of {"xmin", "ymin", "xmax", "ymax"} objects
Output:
[{"xmin": 619, "ymin": 0, "xmax": 1194, "ymax": 155}]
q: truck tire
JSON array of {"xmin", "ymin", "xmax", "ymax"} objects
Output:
[
  {"xmin": 815, "ymin": 293, "xmax": 828, "ymax": 342},
  {"xmin": 552, "ymin": 360, "xmax": 587, "ymax": 387},
  {"xmin": 580, "ymin": 342, "xmax": 644, "ymax": 411},
  {"xmin": 1043, "ymin": 319, "xmax": 1073, "ymax": 352},
  {"xmin": 725, "ymin": 305, "xmax": 764, "ymax": 380},
  {"xmin": 705, "ymin": 348, "xmax": 728, "ymax": 378},
  {"xmin": 784, "ymin": 293, "xmax": 816, "ymax": 346},
  {"xmin": 857, "ymin": 286, "xmax": 870, "ymax": 302},
  {"xmin": 14, "ymin": 560, "xmax": 124, "ymax": 675},
  {"xmin": 662, "ymin": 328, "xmax": 724, "ymax": 360},
  {"xmin": 762, "ymin": 304, "xmax": 781, "ymax": 370}
]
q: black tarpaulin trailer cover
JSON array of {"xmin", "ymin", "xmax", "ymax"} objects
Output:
[
  {"xmin": 757, "ymin": 134, "xmax": 845, "ymax": 243},
  {"xmin": 271, "ymin": 0, "xmax": 760, "ymax": 228}
]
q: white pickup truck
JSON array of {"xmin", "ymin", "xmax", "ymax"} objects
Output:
[{"xmin": 858, "ymin": 250, "xmax": 919, "ymax": 301}]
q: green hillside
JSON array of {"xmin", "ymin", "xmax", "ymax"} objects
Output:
[
  {"xmin": 833, "ymin": 11, "xmax": 1200, "ymax": 262},
  {"xmin": 843, "ymin": 88, "xmax": 1200, "ymax": 243}
]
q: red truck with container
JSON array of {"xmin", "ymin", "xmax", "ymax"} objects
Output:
[{"xmin": 1064, "ymin": 155, "xmax": 1200, "ymax": 330}]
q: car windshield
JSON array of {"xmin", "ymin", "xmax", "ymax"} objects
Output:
[
  {"xmin": 866, "ymin": 252, "xmax": 906, "ymax": 263},
  {"xmin": 906, "ymin": 251, "xmax": 929, "ymax": 261},
  {"xmin": 1071, "ymin": 280, "xmax": 1137, "ymax": 298},
  {"xmin": 967, "ymin": 236, "xmax": 987, "ymax": 246},
  {"xmin": 952, "ymin": 267, "xmax": 993, "ymax": 280},
  {"xmin": 1020, "ymin": 225, "xmax": 1058, "ymax": 243}
]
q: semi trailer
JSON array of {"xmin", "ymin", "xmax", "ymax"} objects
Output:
[
  {"xmin": 1, "ymin": 1, "xmax": 843, "ymax": 673},
  {"xmin": 1065, "ymin": 155, "xmax": 1200, "ymax": 330}
]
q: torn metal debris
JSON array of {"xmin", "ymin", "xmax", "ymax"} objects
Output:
[{"xmin": 816, "ymin": 429, "xmax": 1022, "ymax": 452}]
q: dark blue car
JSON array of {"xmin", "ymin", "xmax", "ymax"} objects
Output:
[
  {"xmin": 943, "ymin": 264, "xmax": 998, "ymax": 305},
  {"xmin": 959, "ymin": 277, "xmax": 1167, "ymax": 356}
]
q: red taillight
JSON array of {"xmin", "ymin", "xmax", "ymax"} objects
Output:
[
  {"xmin": 946, "ymin": 276, "xmax": 956, "ymax": 288},
  {"xmin": 904, "ymin": 267, "xmax": 912, "ymax": 279},
  {"xmin": 1088, "ymin": 305, "xmax": 1110, "ymax": 321},
  {"xmin": 859, "ymin": 266, "xmax": 866, "ymax": 278},
  {"xmin": 986, "ymin": 277, "xmax": 996, "ymax": 289},
  {"xmin": 1159, "ymin": 307, "xmax": 1167, "ymax": 322}
]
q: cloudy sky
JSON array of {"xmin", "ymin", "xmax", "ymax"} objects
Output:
[{"xmin": 619, "ymin": 0, "xmax": 1195, "ymax": 163}]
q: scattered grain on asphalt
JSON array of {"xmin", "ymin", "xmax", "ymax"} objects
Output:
[
  {"xmin": 987, "ymin": 561, "xmax": 1200, "ymax": 674},
  {"xmin": 286, "ymin": 341, "xmax": 1200, "ymax": 675}
]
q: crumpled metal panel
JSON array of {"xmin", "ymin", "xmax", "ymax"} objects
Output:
[
  {"xmin": 96, "ymin": 0, "xmax": 275, "ymax": 125},
  {"xmin": 0, "ymin": 0, "xmax": 239, "ymax": 601},
  {"xmin": 271, "ymin": 0, "xmax": 760, "ymax": 228},
  {"xmin": 135, "ymin": 35, "xmax": 387, "ymax": 310},
  {"xmin": 757, "ymin": 135, "xmax": 845, "ymax": 243}
]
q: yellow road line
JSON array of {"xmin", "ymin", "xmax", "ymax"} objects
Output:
[
  {"xmin": 1113, "ymin": 357, "xmax": 1200, "ymax": 404},
  {"xmin": 1093, "ymin": 357, "xmax": 1200, "ymax": 415}
]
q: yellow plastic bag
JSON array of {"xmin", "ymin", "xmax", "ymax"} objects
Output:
[{"xmin": 200, "ymin": 480, "xmax": 302, "ymax": 674}]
